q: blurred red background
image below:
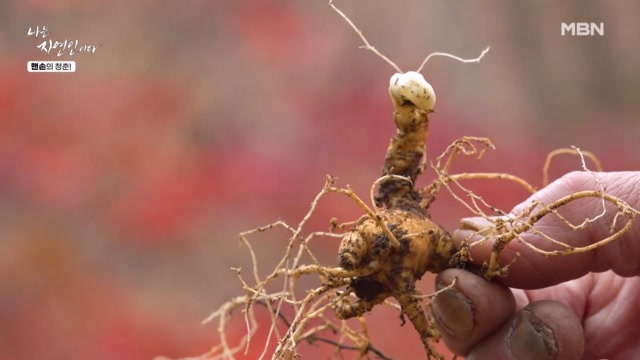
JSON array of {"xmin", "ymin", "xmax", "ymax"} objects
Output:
[{"xmin": 1, "ymin": 1, "xmax": 638, "ymax": 359}]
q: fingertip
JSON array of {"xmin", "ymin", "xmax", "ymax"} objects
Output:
[
  {"xmin": 432, "ymin": 269, "xmax": 515, "ymax": 356},
  {"xmin": 520, "ymin": 301, "xmax": 584, "ymax": 359},
  {"xmin": 467, "ymin": 300, "xmax": 584, "ymax": 360},
  {"xmin": 454, "ymin": 216, "xmax": 499, "ymax": 245},
  {"xmin": 452, "ymin": 216, "xmax": 509, "ymax": 260}
]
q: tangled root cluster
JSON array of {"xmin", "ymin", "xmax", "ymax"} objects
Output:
[
  {"xmin": 161, "ymin": 2, "xmax": 639, "ymax": 359},
  {"xmin": 165, "ymin": 102, "xmax": 637, "ymax": 360}
]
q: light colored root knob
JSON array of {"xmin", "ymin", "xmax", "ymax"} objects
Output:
[{"xmin": 389, "ymin": 71, "xmax": 436, "ymax": 110}]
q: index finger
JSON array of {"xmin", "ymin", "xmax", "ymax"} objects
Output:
[{"xmin": 453, "ymin": 171, "xmax": 640, "ymax": 289}]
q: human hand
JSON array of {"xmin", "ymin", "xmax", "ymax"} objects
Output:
[{"xmin": 431, "ymin": 171, "xmax": 640, "ymax": 359}]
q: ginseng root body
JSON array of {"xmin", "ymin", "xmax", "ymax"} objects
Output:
[{"xmin": 333, "ymin": 74, "xmax": 457, "ymax": 356}]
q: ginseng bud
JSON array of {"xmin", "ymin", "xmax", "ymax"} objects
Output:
[{"xmin": 389, "ymin": 71, "xmax": 436, "ymax": 111}]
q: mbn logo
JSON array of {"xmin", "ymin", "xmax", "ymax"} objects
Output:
[{"xmin": 561, "ymin": 22, "xmax": 604, "ymax": 36}]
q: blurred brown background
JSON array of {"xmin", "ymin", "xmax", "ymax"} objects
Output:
[{"xmin": 1, "ymin": 0, "xmax": 638, "ymax": 359}]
